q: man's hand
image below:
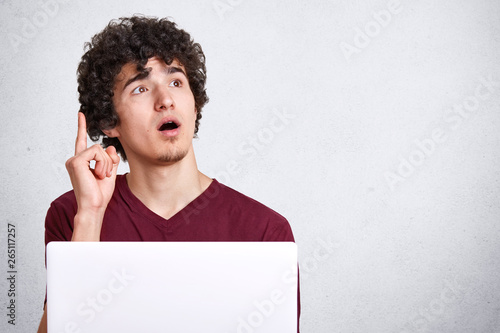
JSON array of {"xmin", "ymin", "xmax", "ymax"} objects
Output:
[{"xmin": 65, "ymin": 112, "xmax": 120, "ymax": 241}]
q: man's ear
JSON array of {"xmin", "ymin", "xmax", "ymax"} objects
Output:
[{"xmin": 103, "ymin": 127, "xmax": 120, "ymax": 138}]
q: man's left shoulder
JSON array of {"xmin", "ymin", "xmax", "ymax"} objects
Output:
[
  {"xmin": 216, "ymin": 181, "xmax": 284, "ymax": 218},
  {"xmin": 214, "ymin": 180, "xmax": 294, "ymax": 241}
]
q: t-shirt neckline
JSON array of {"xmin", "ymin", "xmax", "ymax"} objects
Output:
[{"xmin": 116, "ymin": 173, "xmax": 218, "ymax": 227}]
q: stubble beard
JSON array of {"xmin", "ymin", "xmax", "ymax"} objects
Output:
[
  {"xmin": 157, "ymin": 137, "xmax": 189, "ymax": 163},
  {"xmin": 157, "ymin": 150, "xmax": 188, "ymax": 163}
]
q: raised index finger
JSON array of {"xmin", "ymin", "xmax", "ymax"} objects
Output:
[{"xmin": 75, "ymin": 112, "xmax": 88, "ymax": 155}]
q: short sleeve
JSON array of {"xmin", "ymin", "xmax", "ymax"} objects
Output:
[
  {"xmin": 262, "ymin": 215, "xmax": 296, "ymax": 242},
  {"xmin": 44, "ymin": 191, "xmax": 77, "ymax": 245}
]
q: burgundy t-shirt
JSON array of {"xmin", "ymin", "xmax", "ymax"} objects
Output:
[
  {"xmin": 44, "ymin": 174, "xmax": 300, "ymax": 330},
  {"xmin": 45, "ymin": 175, "xmax": 295, "ymax": 242}
]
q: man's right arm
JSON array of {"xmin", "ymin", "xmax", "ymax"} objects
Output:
[
  {"xmin": 66, "ymin": 112, "xmax": 120, "ymax": 241},
  {"xmin": 38, "ymin": 112, "xmax": 120, "ymax": 332}
]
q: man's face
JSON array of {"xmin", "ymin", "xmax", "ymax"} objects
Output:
[{"xmin": 109, "ymin": 57, "xmax": 197, "ymax": 165}]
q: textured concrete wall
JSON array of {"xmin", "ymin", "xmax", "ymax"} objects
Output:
[{"xmin": 0, "ymin": 0, "xmax": 499, "ymax": 332}]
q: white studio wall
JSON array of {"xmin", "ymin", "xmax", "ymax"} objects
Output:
[{"xmin": 0, "ymin": 0, "xmax": 499, "ymax": 332}]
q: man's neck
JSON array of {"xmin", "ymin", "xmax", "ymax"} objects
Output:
[{"xmin": 125, "ymin": 148, "xmax": 212, "ymax": 220}]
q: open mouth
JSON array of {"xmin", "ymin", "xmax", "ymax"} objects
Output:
[
  {"xmin": 157, "ymin": 118, "xmax": 181, "ymax": 137},
  {"xmin": 158, "ymin": 121, "xmax": 179, "ymax": 131}
]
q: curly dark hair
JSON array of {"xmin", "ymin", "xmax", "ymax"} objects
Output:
[{"xmin": 77, "ymin": 15, "xmax": 209, "ymax": 161}]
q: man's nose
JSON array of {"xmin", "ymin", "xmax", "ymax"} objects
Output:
[{"xmin": 154, "ymin": 87, "xmax": 174, "ymax": 111}]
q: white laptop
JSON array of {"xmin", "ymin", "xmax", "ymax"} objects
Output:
[{"xmin": 47, "ymin": 242, "xmax": 297, "ymax": 333}]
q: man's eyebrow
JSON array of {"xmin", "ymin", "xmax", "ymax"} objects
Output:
[
  {"xmin": 121, "ymin": 66, "xmax": 187, "ymax": 92},
  {"xmin": 122, "ymin": 68, "xmax": 151, "ymax": 92},
  {"xmin": 165, "ymin": 66, "xmax": 187, "ymax": 78}
]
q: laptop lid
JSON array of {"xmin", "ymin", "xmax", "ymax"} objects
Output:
[{"xmin": 47, "ymin": 242, "xmax": 297, "ymax": 332}]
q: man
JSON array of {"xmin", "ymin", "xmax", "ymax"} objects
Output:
[{"xmin": 38, "ymin": 15, "xmax": 299, "ymax": 332}]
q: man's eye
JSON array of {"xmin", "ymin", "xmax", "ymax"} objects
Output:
[
  {"xmin": 132, "ymin": 86, "xmax": 148, "ymax": 94},
  {"xmin": 169, "ymin": 79, "xmax": 182, "ymax": 87}
]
